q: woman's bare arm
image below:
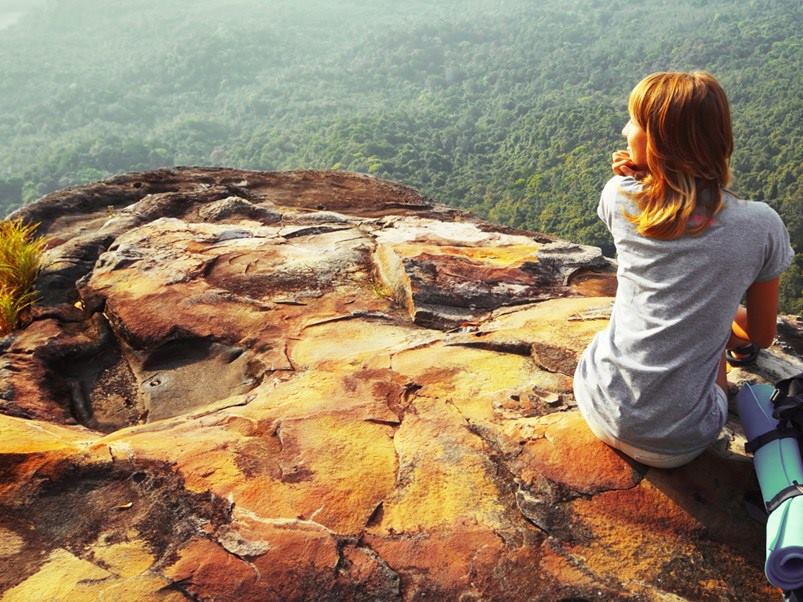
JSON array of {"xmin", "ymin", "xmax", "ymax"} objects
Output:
[
  {"xmin": 729, "ymin": 277, "xmax": 780, "ymax": 349},
  {"xmin": 718, "ymin": 278, "xmax": 779, "ymax": 391}
]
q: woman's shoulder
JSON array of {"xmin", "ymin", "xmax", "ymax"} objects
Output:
[
  {"xmin": 721, "ymin": 192, "xmax": 784, "ymax": 225},
  {"xmin": 604, "ymin": 175, "xmax": 643, "ymax": 196},
  {"xmin": 601, "ymin": 176, "xmax": 642, "ymax": 208},
  {"xmin": 721, "ymin": 192, "xmax": 794, "ymax": 282},
  {"xmin": 599, "ymin": 176, "xmax": 642, "ymax": 224}
]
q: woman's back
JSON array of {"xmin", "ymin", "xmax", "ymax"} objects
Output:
[{"xmin": 574, "ymin": 176, "xmax": 793, "ymax": 455}]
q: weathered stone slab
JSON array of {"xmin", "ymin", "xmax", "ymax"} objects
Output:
[
  {"xmin": 0, "ymin": 169, "xmax": 794, "ymax": 601},
  {"xmin": 372, "ymin": 217, "xmax": 615, "ymax": 328}
]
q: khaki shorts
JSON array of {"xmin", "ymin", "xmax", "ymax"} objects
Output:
[{"xmin": 580, "ymin": 385, "xmax": 728, "ymax": 469}]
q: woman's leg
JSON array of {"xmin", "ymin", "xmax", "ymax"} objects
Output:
[
  {"xmin": 729, "ymin": 306, "xmax": 750, "ymax": 347},
  {"xmin": 717, "ymin": 353, "xmax": 728, "ymax": 392},
  {"xmin": 607, "ymin": 437, "xmax": 705, "ymax": 469},
  {"xmin": 578, "ymin": 403, "xmax": 713, "ymax": 469},
  {"xmin": 718, "ymin": 305, "xmax": 756, "ymax": 390}
]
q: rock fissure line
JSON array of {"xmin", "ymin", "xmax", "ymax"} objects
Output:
[
  {"xmin": 279, "ymin": 225, "xmax": 354, "ymax": 240},
  {"xmin": 445, "ymin": 400, "xmax": 561, "ymax": 547},
  {"xmin": 272, "ymin": 422, "xmax": 285, "ymax": 456},
  {"xmin": 75, "ymin": 575, "xmax": 118, "ymax": 588},
  {"xmin": 364, "ymin": 417, "xmax": 402, "ymax": 427},
  {"xmin": 353, "ymin": 539, "xmax": 403, "ymax": 599},
  {"xmin": 158, "ymin": 576, "xmax": 203, "ymax": 602},
  {"xmin": 513, "ymin": 495, "xmax": 551, "ymax": 538},
  {"xmin": 364, "ymin": 501, "xmax": 384, "ymax": 529},
  {"xmin": 281, "ymin": 342, "xmax": 297, "ymax": 372},
  {"xmin": 389, "ymin": 425, "xmax": 411, "ymax": 492},
  {"xmin": 548, "ymin": 538, "xmax": 636, "ymax": 599},
  {"xmin": 210, "ymin": 533, "xmax": 264, "ymax": 581},
  {"xmin": 67, "ymin": 380, "xmax": 92, "ymax": 425},
  {"xmin": 457, "ymin": 410, "xmax": 634, "ymax": 551},
  {"xmin": 443, "ymin": 398, "xmax": 471, "ymax": 428},
  {"xmin": 300, "ymin": 311, "xmax": 397, "ymax": 330},
  {"xmin": 233, "ymin": 508, "xmax": 339, "ymax": 539},
  {"xmin": 332, "ymin": 535, "xmax": 361, "ymax": 576},
  {"xmin": 187, "ymin": 395, "xmax": 255, "ymax": 420},
  {"xmin": 444, "ymin": 339, "xmax": 534, "ymax": 356},
  {"xmin": 221, "ymin": 185, "xmax": 258, "ymax": 202},
  {"xmin": 387, "ymin": 340, "xmax": 444, "ymax": 371}
]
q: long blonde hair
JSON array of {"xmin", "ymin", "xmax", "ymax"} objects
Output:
[{"xmin": 626, "ymin": 71, "xmax": 733, "ymax": 239}]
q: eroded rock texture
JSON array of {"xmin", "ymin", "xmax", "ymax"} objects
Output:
[{"xmin": 1, "ymin": 167, "xmax": 799, "ymax": 601}]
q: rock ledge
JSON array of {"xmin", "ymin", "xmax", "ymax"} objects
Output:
[{"xmin": 1, "ymin": 168, "xmax": 799, "ymax": 601}]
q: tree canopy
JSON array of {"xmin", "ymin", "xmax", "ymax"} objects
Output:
[{"xmin": 0, "ymin": 0, "xmax": 800, "ymax": 311}]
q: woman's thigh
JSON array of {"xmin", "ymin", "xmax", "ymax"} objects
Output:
[
  {"xmin": 579, "ymin": 387, "xmax": 727, "ymax": 469},
  {"xmin": 593, "ymin": 430, "xmax": 705, "ymax": 468}
]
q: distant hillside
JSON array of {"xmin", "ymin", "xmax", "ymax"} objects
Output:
[{"xmin": 0, "ymin": 0, "xmax": 799, "ymax": 310}]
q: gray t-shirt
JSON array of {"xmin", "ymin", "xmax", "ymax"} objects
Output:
[{"xmin": 573, "ymin": 176, "xmax": 795, "ymax": 455}]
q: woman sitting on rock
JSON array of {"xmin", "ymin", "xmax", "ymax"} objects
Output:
[{"xmin": 573, "ymin": 71, "xmax": 794, "ymax": 468}]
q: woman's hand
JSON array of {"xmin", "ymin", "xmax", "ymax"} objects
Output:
[{"xmin": 611, "ymin": 150, "xmax": 646, "ymax": 180}]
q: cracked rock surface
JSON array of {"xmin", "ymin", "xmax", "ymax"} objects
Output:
[{"xmin": 1, "ymin": 167, "xmax": 800, "ymax": 601}]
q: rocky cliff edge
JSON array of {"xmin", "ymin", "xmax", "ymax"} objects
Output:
[{"xmin": 1, "ymin": 168, "xmax": 802, "ymax": 601}]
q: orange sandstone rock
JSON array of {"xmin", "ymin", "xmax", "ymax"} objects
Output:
[{"xmin": 0, "ymin": 169, "xmax": 789, "ymax": 601}]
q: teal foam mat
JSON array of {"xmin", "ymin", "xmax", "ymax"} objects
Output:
[{"xmin": 736, "ymin": 384, "xmax": 803, "ymax": 591}]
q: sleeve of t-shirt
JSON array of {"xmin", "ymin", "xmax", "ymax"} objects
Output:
[
  {"xmin": 597, "ymin": 177, "xmax": 621, "ymax": 232},
  {"xmin": 755, "ymin": 204, "xmax": 795, "ymax": 282},
  {"xmin": 597, "ymin": 176, "xmax": 639, "ymax": 233}
]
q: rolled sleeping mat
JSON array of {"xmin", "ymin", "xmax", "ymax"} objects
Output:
[{"xmin": 736, "ymin": 383, "xmax": 803, "ymax": 592}]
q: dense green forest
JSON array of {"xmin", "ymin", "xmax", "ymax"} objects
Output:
[{"xmin": 0, "ymin": 0, "xmax": 800, "ymax": 311}]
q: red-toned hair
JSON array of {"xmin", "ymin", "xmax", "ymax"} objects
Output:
[{"xmin": 626, "ymin": 71, "xmax": 733, "ymax": 239}]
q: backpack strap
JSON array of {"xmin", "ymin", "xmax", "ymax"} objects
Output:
[
  {"xmin": 772, "ymin": 372, "xmax": 803, "ymax": 424},
  {"xmin": 744, "ymin": 372, "xmax": 803, "ymax": 455},
  {"xmin": 745, "ymin": 426, "xmax": 800, "ymax": 454},
  {"xmin": 765, "ymin": 481, "xmax": 803, "ymax": 515}
]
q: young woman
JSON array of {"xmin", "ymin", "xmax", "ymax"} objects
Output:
[{"xmin": 573, "ymin": 71, "xmax": 794, "ymax": 468}]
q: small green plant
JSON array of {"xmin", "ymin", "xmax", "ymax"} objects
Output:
[
  {"xmin": 0, "ymin": 218, "xmax": 46, "ymax": 335},
  {"xmin": 0, "ymin": 288, "xmax": 38, "ymax": 334}
]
